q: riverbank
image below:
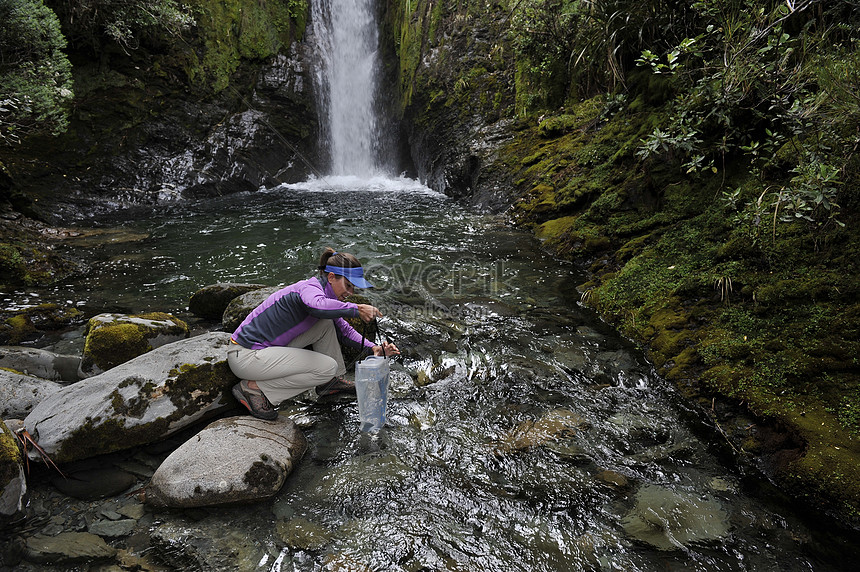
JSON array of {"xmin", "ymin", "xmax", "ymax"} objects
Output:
[
  {"xmin": 384, "ymin": 0, "xmax": 860, "ymax": 527},
  {"xmin": 499, "ymin": 96, "xmax": 860, "ymax": 526}
]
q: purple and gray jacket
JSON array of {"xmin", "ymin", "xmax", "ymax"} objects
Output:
[{"xmin": 231, "ymin": 276, "xmax": 375, "ymax": 351}]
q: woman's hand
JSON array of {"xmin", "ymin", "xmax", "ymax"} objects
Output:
[
  {"xmin": 373, "ymin": 341, "xmax": 400, "ymax": 356},
  {"xmin": 357, "ymin": 304, "xmax": 382, "ymax": 323}
]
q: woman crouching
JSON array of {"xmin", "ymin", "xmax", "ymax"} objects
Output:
[{"xmin": 227, "ymin": 247, "xmax": 399, "ymax": 420}]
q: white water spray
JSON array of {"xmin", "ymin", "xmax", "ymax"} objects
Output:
[{"xmin": 310, "ymin": 0, "xmax": 383, "ymax": 177}]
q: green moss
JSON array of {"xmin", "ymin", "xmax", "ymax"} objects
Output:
[
  {"xmin": 495, "ymin": 74, "xmax": 860, "ymax": 524},
  {"xmin": 1, "ymin": 420, "xmax": 23, "ymax": 487},
  {"xmin": 82, "ymin": 313, "xmax": 190, "ymax": 372},
  {"xmin": 0, "ymin": 243, "xmax": 26, "ymax": 282},
  {"xmin": 184, "ymin": 0, "xmax": 308, "ymax": 93},
  {"xmin": 0, "ymin": 240, "xmax": 72, "ymax": 287},
  {"xmin": 84, "ymin": 323, "xmax": 149, "ymax": 372},
  {"xmin": 56, "ymin": 416, "xmax": 168, "ymax": 464},
  {"xmin": 4, "ymin": 314, "xmax": 36, "ymax": 345},
  {"xmin": 166, "ymin": 361, "xmax": 237, "ymax": 411},
  {"xmin": 244, "ymin": 460, "xmax": 282, "ymax": 489}
]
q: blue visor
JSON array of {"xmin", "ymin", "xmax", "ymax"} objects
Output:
[{"xmin": 324, "ymin": 265, "xmax": 373, "ymax": 288}]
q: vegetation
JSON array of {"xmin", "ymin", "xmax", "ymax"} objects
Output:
[
  {"xmin": 0, "ymin": 0, "xmax": 308, "ymax": 148},
  {"xmin": 0, "ymin": 0, "xmax": 73, "ymax": 145},
  {"xmin": 497, "ymin": 0, "xmax": 860, "ymax": 522}
]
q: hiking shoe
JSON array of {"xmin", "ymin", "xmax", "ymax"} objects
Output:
[
  {"xmin": 315, "ymin": 376, "xmax": 357, "ymax": 397},
  {"xmin": 232, "ymin": 381, "xmax": 278, "ymax": 420}
]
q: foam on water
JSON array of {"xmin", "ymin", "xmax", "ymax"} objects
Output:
[{"xmin": 278, "ymin": 174, "xmax": 445, "ymax": 196}]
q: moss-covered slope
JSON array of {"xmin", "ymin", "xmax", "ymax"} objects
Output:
[{"xmin": 504, "ymin": 97, "xmax": 860, "ymax": 525}]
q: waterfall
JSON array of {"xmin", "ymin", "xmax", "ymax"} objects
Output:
[{"xmin": 310, "ymin": 0, "xmax": 384, "ymax": 177}]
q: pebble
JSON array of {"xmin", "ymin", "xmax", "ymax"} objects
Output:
[{"xmin": 88, "ymin": 519, "xmax": 137, "ymax": 538}]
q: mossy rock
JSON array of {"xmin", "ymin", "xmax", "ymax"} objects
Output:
[
  {"xmin": 222, "ymin": 286, "xmax": 281, "ymax": 332},
  {"xmin": 23, "ymin": 332, "xmax": 236, "ymax": 464},
  {"xmin": 0, "ymin": 304, "xmax": 83, "ymax": 345},
  {"xmin": 1, "ymin": 419, "xmax": 25, "ymax": 517},
  {"xmin": 81, "ymin": 312, "xmax": 190, "ymax": 376},
  {"xmin": 189, "ymin": 282, "xmax": 267, "ymax": 321}
]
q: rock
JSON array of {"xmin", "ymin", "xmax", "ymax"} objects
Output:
[
  {"xmin": 116, "ymin": 501, "xmax": 146, "ymax": 520},
  {"xmin": 0, "ymin": 369, "xmax": 64, "ymax": 418},
  {"xmin": 24, "ymin": 531, "xmax": 117, "ymax": 564},
  {"xmin": 221, "ymin": 286, "xmax": 279, "ymax": 332},
  {"xmin": 275, "ymin": 516, "xmax": 332, "ymax": 550},
  {"xmin": 50, "ymin": 468, "xmax": 138, "ymax": 501},
  {"xmin": 145, "ymin": 415, "xmax": 307, "ymax": 508},
  {"xmin": 88, "ymin": 518, "xmax": 137, "ymax": 537},
  {"xmin": 150, "ymin": 519, "xmax": 271, "ymax": 571},
  {"xmin": 23, "ymin": 332, "xmax": 237, "ymax": 464},
  {"xmin": 189, "ymin": 283, "xmax": 267, "ymax": 321},
  {"xmin": 0, "ymin": 304, "xmax": 83, "ymax": 346},
  {"xmin": 620, "ymin": 484, "xmax": 730, "ymax": 550},
  {"xmin": 0, "ymin": 346, "xmax": 82, "ymax": 382},
  {"xmin": 80, "ymin": 312, "xmax": 190, "ymax": 377},
  {"xmin": 0, "ymin": 420, "xmax": 26, "ymax": 518},
  {"xmin": 596, "ymin": 469, "xmax": 630, "ymax": 489},
  {"xmin": 495, "ymin": 408, "xmax": 589, "ymax": 454}
]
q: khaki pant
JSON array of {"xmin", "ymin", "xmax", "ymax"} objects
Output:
[{"xmin": 227, "ymin": 319, "xmax": 345, "ymax": 405}]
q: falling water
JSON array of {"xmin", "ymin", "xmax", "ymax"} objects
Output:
[{"xmin": 310, "ymin": 0, "xmax": 383, "ymax": 176}]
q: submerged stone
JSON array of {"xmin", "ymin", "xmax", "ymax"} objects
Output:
[
  {"xmin": 620, "ymin": 484, "xmax": 730, "ymax": 550},
  {"xmin": 189, "ymin": 283, "xmax": 267, "ymax": 321},
  {"xmin": 150, "ymin": 519, "xmax": 269, "ymax": 571},
  {"xmin": 495, "ymin": 408, "xmax": 589, "ymax": 454},
  {"xmin": 275, "ymin": 517, "xmax": 333, "ymax": 551}
]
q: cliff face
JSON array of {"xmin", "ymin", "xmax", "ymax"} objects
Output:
[
  {"xmin": 383, "ymin": 0, "xmax": 520, "ymax": 211},
  {"xmin": 0, "ymin": 0, "xmax": 317, "ymax": 223}
]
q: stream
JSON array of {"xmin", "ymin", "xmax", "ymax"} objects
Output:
[{"xmin": 6, "ymin": 175, "xmax": 858, "ymax": 570}]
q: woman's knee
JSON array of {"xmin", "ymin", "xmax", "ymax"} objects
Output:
[{"xmin": 316, "ymin": 355, "xmax": 338, "ymax": 377}]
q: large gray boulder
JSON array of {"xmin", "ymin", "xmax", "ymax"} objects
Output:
[
  {"xmin": 0, "ymin": 369, "xmax": 64, "ymax": 419},
  {"xmin": 189, "ymin": 283, "xmax": 267, "ymax": 321},
  {"xmin": 146, "ymin": 415, "xmax": 307, "ymax": 508},
  {"xmin": 0, "ymin": 346, "xmax": 82, "ymax": 382},
  {"xmin": 23, "ymin": 332, "xmax": 238, "ymax": 464},
  {"xmin": 222, "ymin": 286, "xmax": 279, "ymax": 332}
]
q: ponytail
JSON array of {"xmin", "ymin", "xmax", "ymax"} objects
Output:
[{"xmin": 318, "ymin": 248, "xmax": 361, "ymax": 272}]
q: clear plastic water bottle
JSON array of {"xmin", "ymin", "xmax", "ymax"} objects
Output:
[{"xmin": 354, "ymin": 356, "xmax": 390, "ymax": 433}]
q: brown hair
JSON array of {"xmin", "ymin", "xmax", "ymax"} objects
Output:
[{"xmin": 318, "ymin": 247, "xmax": 362, "ymax": 272}]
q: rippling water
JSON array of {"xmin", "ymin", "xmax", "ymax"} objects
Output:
[{"xmin": 13, "ymin": 177, "xmax": 859, "ymax": 570}]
